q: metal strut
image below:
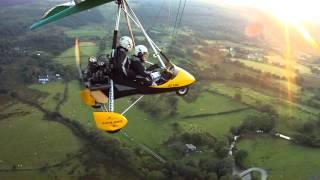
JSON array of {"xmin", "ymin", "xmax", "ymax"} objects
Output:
[
  {"xmin": 108, "ymin": 79, "xmax": 114, "ymax": 112},
  {"xmin": 108, "ymin": 0, "xmax": 123, "ymax": 113}
]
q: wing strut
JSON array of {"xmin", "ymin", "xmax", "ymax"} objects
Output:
[
  {"xmin": 121, "ymin": 95, "xmax": 144, "ymax": 115},
  {"xmin": 108, "ymin": 0, "xmax": 122, "ymax": 113}
]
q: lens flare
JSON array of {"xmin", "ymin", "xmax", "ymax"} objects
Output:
[{"xmin": 283, "ymin": 22, "xmax": 294, "ymax": 106}]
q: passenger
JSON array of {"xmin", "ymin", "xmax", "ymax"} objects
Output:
[{"xmin": 131, "ymin": 45, "xmax": 161, "ymax": 86}]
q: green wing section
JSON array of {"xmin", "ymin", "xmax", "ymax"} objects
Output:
[
  {"xmin": 42, "ymin": 4, "xmax": 71, "ymax": 19},
  {"xmin": 31, "ymin": 0, "xmax": 113, "ymax": 30}
]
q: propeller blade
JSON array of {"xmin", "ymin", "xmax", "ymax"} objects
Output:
[{"xmin": 75, "ymin": 37, "xmax": 83, "ymax": 80}]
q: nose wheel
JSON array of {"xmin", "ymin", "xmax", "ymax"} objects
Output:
[{"xmin": 176, "ymin": 87, "xmax": 189, "ymax": 96}]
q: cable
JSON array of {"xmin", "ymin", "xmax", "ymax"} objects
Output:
[
  {"xmin": 174, "ymin": 0, "xmax": 187, "ymax": 39},
  {"xmin": 121, "ymin": 96, "xmax": 144, "ymax": 115},
  {"xmin": 171, "ymin": 0, "xmax": 182, "ymax": 38},
  {"xmin": 146, "ymin": 0, "xmax": 165, "ymax": 32}
]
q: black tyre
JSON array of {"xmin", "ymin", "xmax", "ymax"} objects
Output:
[
  {"xmin": 107, "ymin": 129, "xmax": 121, "ymax": 134},
  {"xmin": 176, "ymin": 87, "xmax": 189, "ymax": 96},
  {"xmin": 92, "ymin": 104, "xmax": 101, "ymax": 109}
]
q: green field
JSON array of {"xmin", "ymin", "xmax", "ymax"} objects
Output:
[
  {"xmin": 180, "ymin": 109, "xmax": 257, "ymax": 137},
  {"xmin": 0, "ymin": 103, "xmax": 83, "ymax": 169},
  {"xmin": 177, "ymin": 92, "xmax": 246, "ymax": 116},
  {"xmin": 236, "ymin": 59, "xmax": 295, "ymax": 77},
  {"xmin": 54, "ymin": 81, "xmax": 257, "ymax": 148},
  {"xmin": 207, "ymin": 81, "xmax": 317, "ymax": 134},
  {"xmin": 237, "ymin": 135, "xmax": 320, "ymax": 180},
  {"xmin": 29, "ymin": 81, "xmax": 66, "ymax": 111},
  {"xmin": 266, "ymin": 55, "xmax": 311, "ymax": 74},
  {"xmin": 65, "ymin": 27, "xmax": 107, "ymax": 38},
  {"xmin": 53, "ymin": 42, "xmax": 98, "ymax": 66}
]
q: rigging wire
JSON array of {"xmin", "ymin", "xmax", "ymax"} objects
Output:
[
  {"xmin": 121, "ymin": 95, "xmax": 144, "ymax": 115},
  {"xmin": 171, "ymin": 0, "xmax": 182, "ymax": 39},
  {"xmin": 174, "ymin": 0, "xmax": 187, "ymax": 39},
  {"xmin": 146, "ymin": 0, "xmax": 166, "ymax": 32}
]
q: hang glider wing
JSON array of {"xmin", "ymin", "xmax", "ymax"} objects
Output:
[{"xmin": 31, "ymin": 0, "xmax": 113, "ymax": 30}]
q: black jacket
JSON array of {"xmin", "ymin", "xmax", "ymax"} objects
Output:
[
  {"xmin": 113, "ymin": 47, "xmax": 129, "ymax": 75},
  {"xmin": 130, "ymin": 56, "xmax": 150, "ymax": 77}
]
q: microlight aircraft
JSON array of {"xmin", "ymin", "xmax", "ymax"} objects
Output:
[{"xmin": 31, "ymin": 0, "xmax": 196, "ymax": 133}]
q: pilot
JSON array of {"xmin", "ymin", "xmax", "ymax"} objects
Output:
[
  {"xmin": 114, "ymin": 36, "xmax": 133, "ymax": 77},
  {"xmin": 131, "ymin": 45, "xmax": 161, "ymax": 86}
]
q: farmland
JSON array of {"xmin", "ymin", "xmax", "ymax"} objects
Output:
[{"xmin": 237, "ymin": 135, "xmax": 320, "ymax": 180}]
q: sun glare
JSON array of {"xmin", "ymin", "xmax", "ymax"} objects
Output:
[{"xmin": 258, "ymin": 0, "xmax": 320, "ymax": 23}]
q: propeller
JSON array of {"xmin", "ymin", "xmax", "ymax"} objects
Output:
[{"xmin": 75, "ymin": 37, "xmax": 83, "ymax": 80}]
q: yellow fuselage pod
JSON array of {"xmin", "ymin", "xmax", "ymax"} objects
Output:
[
  {"xmin": 152, "ymin": 66, "xmax": 196, "ymax": 89},
  {"xmin": 93, "ymin": 112, "xmax": 128, "ymax": 132},
  {"xmin": 80, "ymin": 89, "xmax": 96, "ymax": 106}
]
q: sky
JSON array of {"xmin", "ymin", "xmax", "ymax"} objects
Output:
[{"xmin": 199, "ymin": 0, "xmax": 320, "ymax": 23}]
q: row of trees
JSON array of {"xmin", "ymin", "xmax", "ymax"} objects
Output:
[
  {"xmin": 293, "ymin": 117, "xmax": 320, "ymax": 147},
  {"xmin": 164, "ymin": 132, "xmax": 235, "ymax": 179},
  {"xmin": 137, "ymin": 94, "xmax": 178, "ymax": 118},
  {"xmin": 231, "ymin": 104, "xmax": 278, "ymax": 135}
]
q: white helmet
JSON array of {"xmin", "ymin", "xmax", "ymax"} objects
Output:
[
  {"xmin": 89, "ymin": 56, "xmax": 97, "ymax": 63},
  {"xmin": 135, "ymin": 45, "xmax": 148, "ymax": 57},
  {"xmin": 119, "ymin": 36, "xmax": 133, "ymax": 51}
]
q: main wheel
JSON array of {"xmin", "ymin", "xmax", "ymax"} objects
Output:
[
  {"xmin": 176, "ymin": 87, "xmax": 189, "ymax": 96},
  {"xmin": 92, "ymin": 104, "xmax": 101, "ymax": 109},
  {"xmin": 107, "ymin": 129, "xmax": 121, "ymax": 134}
]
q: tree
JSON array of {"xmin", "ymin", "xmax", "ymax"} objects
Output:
[
  {"xmin": 239, "ymin": 113, "xmax": 276, "ymax": 133},
  {"xmin": 303, "ymin": 121, "xmax": 315, "ymax": 133},
  {"xmin": 216, "ymin": 158, "xmax": 233, "ymax": 178},
  {"xmin": 258, "ymin": 104, "xmax": 278, "ymax": 116},
  {"xmin": 207, "ymin": 172, "xmax": 218, "ymax": 180},
  {"xmin": 234, "ymin": 149, "xmax": 248, "ymax": 168},
  {"xmin": 147, "ymin": 170, "xmax": 166, "ymax": 180}
]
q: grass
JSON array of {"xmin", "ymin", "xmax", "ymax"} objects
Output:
[
  {"xmin": 58, "ymin": 81, "xmax": 255, "ymax": 148},
  {"xmin": 119, "ymin": 92, "xmax": 252, "ymax": 147},
  {"xmin": 207, "ymin": 81, "xmax": 317, "ymax": 134},
  {"xmin": 114, "ymin": 96, "xmax": 174, "ymax": 148},
  {"xmin": 0, "ymin": 103, "xmax": 83, "ymax": 168},
  {"xmin": 59, "ymin": 81, "xmax": 96, "ymax": 130},
  {"xmin": 237, "ymin": 135, "xmax": 320, "ymax": 180},
  {"xmin": 53, "ymin": 42, "xmax": 98, "ymax": 66},
  {"xmin": 208, "ymin": 82, "xmax": 273, "ymax": 105},
  {"xmin": 57, "ymin": 79, "xmax": 317, "ymax": 147},
  {"xmin": 29, "ymin": 81, "xmax": 66, "ymax": 111},
  {"xmin": 266, "ymin": 55, "xmax": 311, "ymax": 74},
  {"xmin": 180, "ymin": 109, "xmax": 258, "ymax": 137},
  {"xmin": 177, "ymin": 92, "xmax": 246, "ymax": 116},
  {"xmin": 205, "ymin": 40, "xmax": 261, "ymax": 51},
  {"xmin": 0, "ymin": 172, "xmax": 54, "ymax": 180},
  {"xmin": 238, "ymin": 59, "xmax": 295, "ymax": 78},
  {"xmin": 65, "ymin": 27, "xmax": 107, "ymax": 38}
]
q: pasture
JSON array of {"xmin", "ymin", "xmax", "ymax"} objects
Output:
[
  {"xmin": 237, "ymin": 135, "xmax": 320, "ymax": 180},
  {"xmin": 0, "ymin": 103, "xmax": 83, "ymax": 169},
  {"xmin": 53, "ymin": 42, "xmax": 98, "ymax": 66}
]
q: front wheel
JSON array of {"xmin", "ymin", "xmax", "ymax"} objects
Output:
[{"xmin": 176, "ymin": 87, "xmax": 189, "ymax": 96}]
